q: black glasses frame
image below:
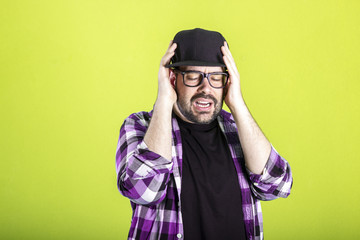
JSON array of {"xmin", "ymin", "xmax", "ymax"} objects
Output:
[{"xmin": 174, "ymin": 69, "xmax": 229, "ymax": 89}]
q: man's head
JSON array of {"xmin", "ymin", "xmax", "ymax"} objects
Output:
[{"xmin": 166, "ymin": 28, "xmax": 228, "ymax": 124}]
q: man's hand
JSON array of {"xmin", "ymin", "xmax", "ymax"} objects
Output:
[
  {"xmin": 221, "ymin": 41, "xmax": 244, "ymax": 111},
  {"xmin": 157, "ymin": 41, "xmax": 177, "ymax": 106}
]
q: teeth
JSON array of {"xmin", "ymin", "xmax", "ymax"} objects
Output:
[{"xmin": 196, "ymin": 102, "xmax": 210, "ymax": 107}]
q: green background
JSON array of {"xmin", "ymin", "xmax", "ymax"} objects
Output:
[{"xmin": 1, "ymin": 0, "xmax": 359, "ymax": 239}]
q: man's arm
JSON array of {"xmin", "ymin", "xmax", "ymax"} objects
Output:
[
  {"xmin": 221, "ymin": 42, "xmax": 271, "ymax": 175},
  {"xmin": 115, "ymin": 41, "xmax": 178, "ymax": 205},
  {"xmin": 221, "ymin": 42, "xmax": 292, "ymax": 200},
  {"xmin": 144, "ymin": 41, "xmax": 177, "ymax": 160}
]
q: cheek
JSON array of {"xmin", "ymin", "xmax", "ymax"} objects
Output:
[
  {"xmin": 177, "ymin": 87, "xmax": 195, "ymax": 102},
  {"xmin": 179, "ymin": 93, "xmax": 192, "ymax": 105},
  {"xmin": 216, "ymin": 90, "xmax": 224, "ymax": 102}
]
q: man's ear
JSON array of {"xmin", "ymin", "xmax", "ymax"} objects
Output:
[
  {"xmin": 223, "ymin": 80, "xmax": 229, "ymax": 100},
  {"xmin": 169, "ymin": 69, "xmax": 176, "ymax": 87}
]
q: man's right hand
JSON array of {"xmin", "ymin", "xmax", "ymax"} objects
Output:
[{"xmin": 157, "ymin": 41, "xmax": 177, "ymax": 106}]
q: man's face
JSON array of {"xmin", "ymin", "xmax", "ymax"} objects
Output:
[{"xmin": 174, "ymin": 66, "xmax": 225, "ymax": 124}]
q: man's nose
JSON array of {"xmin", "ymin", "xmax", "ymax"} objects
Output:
[{"xmin": 197, "ymin": 76, "xmax": 212, "ymax": 93}]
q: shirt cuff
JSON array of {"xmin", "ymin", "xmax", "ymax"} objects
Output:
[
  {"xmin": 132, "ymin": 140, "xmax": 174, "ymax": 176},
  {"xmin": 247, "ymin": 146, "xmax": 286, "ymax": 185}
]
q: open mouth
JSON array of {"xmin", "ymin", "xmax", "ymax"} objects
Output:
[
  {"xmin": 193, "ymin": 98, "xmax": 213, "ymax": 111},
  {"xmin": 196, "ymin": 100, "xmax": 211, "ymax": 108}
]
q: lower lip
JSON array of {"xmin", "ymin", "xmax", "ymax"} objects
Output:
[{"xmin": 193, "ymin": 102, "xmax": 212, "ymax": 112}]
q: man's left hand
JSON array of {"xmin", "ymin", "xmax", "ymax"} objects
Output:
[{"xmin": 221, "ymin": 41, "xmax": 244, "ymax": 111}]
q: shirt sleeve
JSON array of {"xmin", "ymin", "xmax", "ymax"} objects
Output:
[
  {"xmin": 115, "ymin": 112, "xmax": 174, "ymax": 205},
  {"xmin": 246, "ymin": 146, "xmax": 293, "ymax": 201}
]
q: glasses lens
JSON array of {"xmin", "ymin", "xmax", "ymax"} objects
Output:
[
  {"xmin": 209, "ymin": 74, "xmax": 227, "ymax": 88},
  {"xmin": 184, "ymin": 72, "xmax": 202, "ymax": 86}
]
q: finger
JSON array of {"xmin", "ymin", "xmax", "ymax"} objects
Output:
[
  {"xmin": 222, "ymin": 45, "xmax": 240, "ymax": 76},
  {"xmin": 222, "ymin": 42, "xmax": 234, "ymax": 62},
  {"xmin": 167, "ymin": 40, "xmax": 173, "ymax": 49},
  {"xmin": 162, "ymin": 41, "xmax": 176, "ymax": 62},
  {"xmin": 222, "ymin": 49, "xmax": 235, "ymax": 72},
  {"xmin": 223, "ymin": 41, "xmax": 230, "ymax": 54},
  {"xmin": 223, "ymin": 55, "xmax": 236, "ymax": 77},
  {"xmin": 223, "ymin": 55, "xmax": 239, "ymax": 79},
  {"xmin": 167, "ymin": 42, "xmax": 177, "ymax": 53},
  {"xmin": 161, "ymin": 43, "xmax": 177, "ymax": 66},
  {"xmin": 161, "ymin": 52, "xmax": 176, "ymax": 67},
  {"xmin": 221, "ymin": 46, "xmax": 229, "ymax": 60},
  {"xmin": 221, "ymin": 46, "xmax": 233, "ymax": 65},
  {"xmin": 162, "ymin": 48, "xmax": 176, "ymax": 61},
  {"xmin": 224, "ymin": 41, "xmax": 232, "ymax": 54}
]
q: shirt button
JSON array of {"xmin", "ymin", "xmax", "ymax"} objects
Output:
[{"xmin": 176, "ymin": 233, "xmax": 182, "ymax": 239}]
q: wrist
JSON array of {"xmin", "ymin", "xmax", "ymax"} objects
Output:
[
  {"xmin": 155, "ymin": 96, "xmax": 175, "ymax": 112},
  {"xmin": 157, "ymin": 87, "xmax": 177, "ymax": 104},
  {"xmin": 227, "ymin": 95, "xmax": 246, "ymax": 113}
]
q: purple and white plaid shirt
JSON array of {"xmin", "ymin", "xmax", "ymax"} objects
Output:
[{"xmin": 116, "ymin": 109, "xmax": 292, "ymax": 240}]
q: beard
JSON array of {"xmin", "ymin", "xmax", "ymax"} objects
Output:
[{"xmin": 176, "ymin": 92, "xmax": 223, "ymax": 124}]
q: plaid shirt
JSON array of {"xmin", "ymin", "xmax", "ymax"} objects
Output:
[{"xmin": 116, "ymin": 109, "xmax": 292, "ymax": 240}]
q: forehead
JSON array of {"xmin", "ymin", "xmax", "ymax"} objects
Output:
[{"xmin": 179, "ymin": 65, "xmax": 224, "ymax": 72}]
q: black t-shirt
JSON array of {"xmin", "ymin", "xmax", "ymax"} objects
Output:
[{"xmin": 177, "ymin": 116, "xmax": 247, "ymax": 240}]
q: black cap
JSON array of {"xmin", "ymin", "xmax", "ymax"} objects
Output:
[{"xmin": 165, "ymin": 28, "xmax": 227, "ymax": 68}]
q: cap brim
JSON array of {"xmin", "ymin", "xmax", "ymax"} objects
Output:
[{"xmin": 165, "ymin": 60, "xmax": 226, "ymax": 68}]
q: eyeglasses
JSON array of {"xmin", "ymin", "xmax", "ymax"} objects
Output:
[{"xmin": 174, "ymin": 69, "xmax": 229, "ymax": 89}]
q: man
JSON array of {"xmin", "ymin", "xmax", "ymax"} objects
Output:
[{"xmin": 116, "ymin": 28, "xmax": 292, "ymax": 240}]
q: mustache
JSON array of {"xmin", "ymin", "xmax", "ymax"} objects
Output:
[{"xmin": 190, "ymin": 93, "xmax": 218, "ymax": 105}]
